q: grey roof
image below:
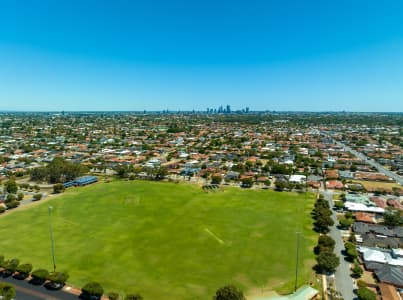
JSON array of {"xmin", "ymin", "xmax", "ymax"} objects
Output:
[
  {"xmin": 353, "ymin": 222, "xmax": 403, "ymax": 238},
  {"xmin": 307, "ymin": 175, "xmax": 323, "ymax": 181},
  {"xmin": 364, "ymin": 261, "xmax": 384, "ymax": 271},
  {"xmin": 375, "ymin": 264, "xmax": 403, "ymax": 287},
  {"xmin": 360, "ymin": 233, "xmax": 403, "ymax": 249}
]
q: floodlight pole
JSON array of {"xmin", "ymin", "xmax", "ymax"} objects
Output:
[
  {"xmin": 294, "ymin": 231, "xmax": 301, "ymax": 292},
  {"xmin": 48, "ymin": 206, "xmax": 56, "ymax": 272}
]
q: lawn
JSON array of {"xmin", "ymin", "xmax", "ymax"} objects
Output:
[
  {"xmin": 352, "ymin": 180, "xmax": 401, "ymax": 192},
  {"xmin": 0, "ymin": 181, "xmax": 317, "ymax": 299}
]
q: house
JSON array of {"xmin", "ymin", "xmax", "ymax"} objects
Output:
[
  {"xmin": 359, "ymin": 233, "xmax": 402, "ymax": 249},
  {"xmin": 354, "ymin": 212, "xmax": 376, "ymax": 224},
  {"xmin": 289, "ymin": 175, "xmax": 306, "ymax": 184},
  {"xmin": 378, "ymin": 283, "xmax": 400, "ymax": 300},
  {"xmin": 358, "ymin": 246, "xmax": 403, "ymax": 267},
  {"xmin": 326, "ymin": 180, "xmax": 344, "ymax": 189},
  {"xmin": 339, "ymin": 170, "xmax": 354, "ymax": 179},
  {"xmin": 374, "ymin": 264, "xmax": 403, "ymax": 288},
  {"xmin": 353, "ymin": 222, "xmax": 403, "ymax": 238},
  {"xmin": 259, "ymin": 285, "xmax": 319, "ymax": 300}
]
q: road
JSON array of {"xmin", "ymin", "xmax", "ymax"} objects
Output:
[
  {"xmin": 1, "ymin": 276, "xmax": 79, "ymax": 300},
  {"xmin": 323, "ymin": 191, "xmax": 356, "ymax": 300},
  {"xmin": 334, "ymin": 140, "xmax": 403, "ymax": 185}
]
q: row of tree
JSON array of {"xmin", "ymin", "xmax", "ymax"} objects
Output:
[
  {"xmin": 312, "ymin": 195, "xmax": 340, "ymax": 276},
  {"xmin": 80, "ymin": 283, "xmax": 245, "ymax": 300},
  {"xmin": 30, "ymin": 157, "xmax": 88, "ymax": 183},
  {"xmin": 0, "ymin": 255, "xmax": 69, "ymax": 288},
  {"xmin": 0, "ymin": 253, "xmax": 245, "ymax": 300},
  {"xmin": 314, "ymin": 234, "xmax": 340, "ymax": 274},
  {"xmin": 114, "ymin": 164, "xmax": 168, "ymax": 180},
  {"xmin": 312, "ymin": 195, "xmax": 334, "ymax": 233}
]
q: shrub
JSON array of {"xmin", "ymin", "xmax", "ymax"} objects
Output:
[
  {"xmin": 81, "ymin": 282, "xmax": 104, "ymax": 298},
  {"xmin": 31, "ymin": 269, "xmax": 49, "ymax": 283},
  {"xmin": 0, "ymin": 282, "xmax": 16, "ymax": 300},
  {"xmin": 345, "ymin": 242, "xmax": 358, "ymax": 261},
  {"xmin": 16, "ymin": 263, "xmax": 33, "ymax": 276},
  {"xmin": 356, "ymin": 287, "xmax": 376, "ymax": 300},
  {"xmin": 17, "ymin": 192, "xmax": 24, "ymax": 201},
  {"xmin": 213, "ymin": 285, "xmax": 245, "ymax": 300},
  {"xmin": 351, "ymin": 260, "xmax": 363, "ymax": 278},
  {"xmin": 0, "ymin": 206, "xmax": 5, "ymax": 214},
  {"xmin": 5, "ymin": 193, "xmax": 16, "ymax": 202},
  {"xmin": 33, "ymin": 193, "xmax": 43, "ymax": 201},
  {"xmin": 6, "ymin": 200, "xmax": 20, "ymax": 209},
  {"xmin": 53, "ymin": 183, "xmax": 65, "ymax": 194},
  {"xmin": 4, "ymin": 258, "xmax": 20, "ymax": 273},
  {"xmin": 47, "ymin": 271, "xmax": 69, "ymax": 284}
]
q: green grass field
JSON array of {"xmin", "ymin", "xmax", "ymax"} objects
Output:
[{"xmin": 0, "ymin": 181, "xmax": 317, "ymax": 299}]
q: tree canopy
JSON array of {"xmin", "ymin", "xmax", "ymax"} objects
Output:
[
  {"xmin": 213, "ymin": 285, "xmax": 245, "ymax": 300},
  {"xmin": 31, "ymin": 157, "xmax": 88, "ymax": 183}
]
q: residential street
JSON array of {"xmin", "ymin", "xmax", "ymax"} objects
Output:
[
  {"xmin": 333, "ymin": 140, "xmax": 403, "ymax": 185},
  {"xmin": 1, "ymin": 276, "xmax": 79, "ymax": 300},
  {"xmin": 323, "ymin": 191, "xmax": 356, "ymax": 300}
]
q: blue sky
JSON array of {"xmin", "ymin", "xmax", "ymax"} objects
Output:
[{"xmin": 0, "ymin": 0, "xmax": 402, "ymax": 111}]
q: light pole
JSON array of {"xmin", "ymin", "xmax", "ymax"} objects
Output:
[
  {"xmin": 294, "ymin": 231, "xmax": 301, "ymax": 292},
  {"xmin": 48, "ymin": 206, "xmax": 56, "ymax": 272}
]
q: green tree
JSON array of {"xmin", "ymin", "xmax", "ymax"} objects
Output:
[
  {"xmin": 334, "ymin": 201, "xmax": 344, "ymax": 210},
  {"xmin": 345, "ymin": 242, "xmax": 358, "ymax": 261},
  {"xmin": 383, "ymin": 209, "xmax": 402, "ymax": 226},
  {"xmin": 6, "ymin": 200, "xmax": 20, "ymax": 209},
  {"xmin": 351, "ymin": 260, "xmax": 363, "ymax": 278},
  {"xmin": 4, "ymin": 258, "xmax": 19, "ymax": 274},
  {"xmin": 316, "ymin": 235, "xmax": 335, "ymax": 254},
  {"xmin": 47, "ymin": 271, "xmax": 69, "ymax": 286},
  {"xmin": 81, "ymin": 282, "xmax": 104, "ymax": 299},
  {"xmin": 339, "ymin": 217, "xmax": 353, "ymax": 229},
  {"xmin": 33, "ymin": 193, "xmax": 43, "ymax": 201},
  {"xmin": 356, "ymin": 287, "xmax": 376, "ymax": 300},
  {"xmin": 241, "ymin": 177, "xmax": 253, "ymax": 187},
  {"xmin": 211, "ymin": 175, "xmax": 222, "ymax": 185},
  {"xmin": 0, "ymin": 282, "xmax": 16, "ymax": 300},
  {"xmin": 316, "ymin": 252, "xmax": 340, "ymax": 274},
  {"xmin": 16, "ymin": 263, "xmax": 33, "ymax": 277},
  {"xmin": 4, "ymin": 180, "xmax": 18, "ymax": 194},
  {"xmin": 274, "ymin": 181, "xmax": 286, "ymax": 191},
  {"xmin": 314, "ymin": 213, "xmax": 334, "ymax": 233},
  {"xmin": 53, "ymin": 183, "xmax": 65, "ymax": 194},
  {"xmin": 5, "ymin": 193, "xmax": 16, "ymax": 202},
  {"xmin": 114, "ymin": 164, "xmax": 132, "ymax": 178},
  {"xmin": 155, "ymin": 166, "xmax": 168, "ymax": 180},
  {"xmin": 213, "ymin": 285, "xmax": 245, "ymax": 300},
  {"xmin": 31, "ymin": 268, "xmax": 49, "ymax": 284}
]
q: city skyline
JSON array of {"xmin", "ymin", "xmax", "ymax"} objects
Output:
[{"xmin": 1, "ymin": 0, "xmax": 403, "ymax": 112}]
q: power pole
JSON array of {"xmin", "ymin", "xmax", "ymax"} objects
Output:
[
  {"xmin": 48, "ymin": 206, "xmax": 56, "ymax": 272},
  {"xmin": 294, "ymin": 231, "xmax": 301, "ymax": 292}
]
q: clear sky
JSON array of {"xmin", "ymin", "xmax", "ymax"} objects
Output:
[{"xmin": 0, "ymin": 0, "xmax": 402, "ymax": 112}]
